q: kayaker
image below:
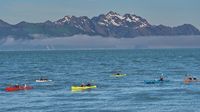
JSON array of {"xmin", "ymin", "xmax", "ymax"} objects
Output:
[
  {"xmin": 184, "ymin": 76, "xmax": 193, "ymax": 84},
  {"xmin": 159, "ymin": 75, "xmax": 164, "ymax": 81},
  {"xmin": 39, "ymin": 77, "xmax": 48, "ymax": 81},
  {"xmin": 160, "ymin": 77, "xmax": 164, "ymax": 81},
  {"xmin": 116, "ymin": 73, "xmax": 120, "ymax": 75},
  {"xmin": 43, "ymin": 78, "xmax": 48, "ymax": 81},
  {"xmin": 80, "ymin": 83, "xmax": 85, "ymax": 87},
  {"xmin": 14, "ymin": 84, "xmax": 20, "ymax": 88},
  {"xmin": 86, "ymin": 83, "xmax": 91, "ymax": 86}
]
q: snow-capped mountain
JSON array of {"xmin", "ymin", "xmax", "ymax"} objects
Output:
[
  {"xmin": 0, "ymin": 11, "xmax": 199, "ymax": 39},
  {"xmin": 92, "ymin": 11, "xmax": 150, "ymax": 28}
]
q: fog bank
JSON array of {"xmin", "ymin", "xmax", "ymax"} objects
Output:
[{"xmin": 0, "ymin": 35, "xmax": 200, "ymax": 50}]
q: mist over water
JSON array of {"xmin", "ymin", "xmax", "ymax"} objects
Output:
[{"xmin": 0, "ymin": 35, "xmax": 200, "ymax": 50}]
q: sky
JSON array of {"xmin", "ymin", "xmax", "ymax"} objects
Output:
[{"xmin": 0, "ymin": 0, "xmax": 199, "ymax": 29}]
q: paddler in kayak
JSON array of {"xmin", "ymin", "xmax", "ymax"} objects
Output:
[
  {"xmin": 184, "ymin": 76, "xmax": 193, "ymax": 84},
  {"xmin": 112, "ymin": 71, "xmax": 127, "ymax": 77},
  {"xmin": 112, "ymin": 70, "xmax": 121, "ymax": 75},
  {"xmin": 40, "ymin": 77, "xmax": 48, "ymax": 81},
  {"xmin": 81, "ymin": 83, "xmax": 91, "ymax": 87},
  {"xmin": 184, "ymin": 75, "xmax": 198, "ymax": 84},
  {"xmin": 14, "ymin": 84, "xmax": 20, "ymax": 88},
  {"xmin": 86, "ymin": 83, "xmax": 91, "ymax": 86},
  {"xmin": 159, "ymin": 74, "xmax": 165, "ymax": 81},
  {"xmin": 80, "ymin": 83, "xmax": 85, "ymax": 87},
  {"xmin": 14, "ymin": 84, "xmax": 27, "ymax": 88},
  {"xmin": 116, "ymin": 73, "xmax": 120, "ymax": 75}
]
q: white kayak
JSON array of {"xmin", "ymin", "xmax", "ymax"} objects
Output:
[{"xmin": 35, "ymin": 79, "xmax": 52, "ymax": 82}]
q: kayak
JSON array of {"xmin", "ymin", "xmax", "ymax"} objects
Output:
[
  {"xmin": 112, "ymin": 74, "xmax": 127, "ymax": 77},
  {"xmin": 71, "ymin": 85, "xmax": 97, "ymax": 91},
  {"xmin": 184, "ymin": 80, "xmax": 200, "ymax": 84},
  {"xmin": 36, "ymin": 79, "xmax": 52, "ymax": 82},
  {"xmin": 144, "ymin": 80, "xmax": 169, "ymax": 84},
  {"xmin": 184, "ymin": 76, "xmax": 199, "ymax": 84},
  {"xmin": 5, "ymin": 86, "xmax": 33, "ymax": 92}
]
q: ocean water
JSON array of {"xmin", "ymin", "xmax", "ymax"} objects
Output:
[{"xmin": 1, "ymin": 49, "xmax": 200, "ymax": 112}]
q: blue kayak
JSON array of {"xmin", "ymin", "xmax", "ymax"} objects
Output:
[{"xmin": 144, "ymin": 80, "xmax": 169, "ymax": 84}]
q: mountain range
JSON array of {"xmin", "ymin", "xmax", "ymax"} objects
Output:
[{"xmin": 0, "ymin": 11, "xmax": 199, "ymax": 39}]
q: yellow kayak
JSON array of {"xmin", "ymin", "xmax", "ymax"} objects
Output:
[
  {"xmin": 71, "ymin": 85, "xmax": 97, "ymax": 91},
  {"xmin": 112, "ymin": 74, "xmax": 127, "ymax": 77}
]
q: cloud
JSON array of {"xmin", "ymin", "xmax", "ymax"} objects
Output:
[{"xmin": 0, "ymin": 35, "xmax": 200, "ymax": 50}]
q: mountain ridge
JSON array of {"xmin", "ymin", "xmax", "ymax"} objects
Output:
[{"xmin": 0, "ymin": 11, "xmax": 199, "ymax": 39}]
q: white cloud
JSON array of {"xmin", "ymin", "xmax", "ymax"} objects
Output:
[{"xmin": 0, "ymin": 35, "xmax": 200, "ymax": 50}]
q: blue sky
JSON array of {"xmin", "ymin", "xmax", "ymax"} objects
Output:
[{"xmin": 0, "ymin": 0, "xmax": 199, "ymax": 29}]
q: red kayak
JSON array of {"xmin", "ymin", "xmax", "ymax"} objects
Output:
[{"xmin": 5, "ymin": 85, "xmax": 33, "ymax": 92}]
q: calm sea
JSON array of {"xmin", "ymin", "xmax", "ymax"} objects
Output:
[{"xmin": 0, "ymin": 49, "xmax": 200, "ymax": 112}]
